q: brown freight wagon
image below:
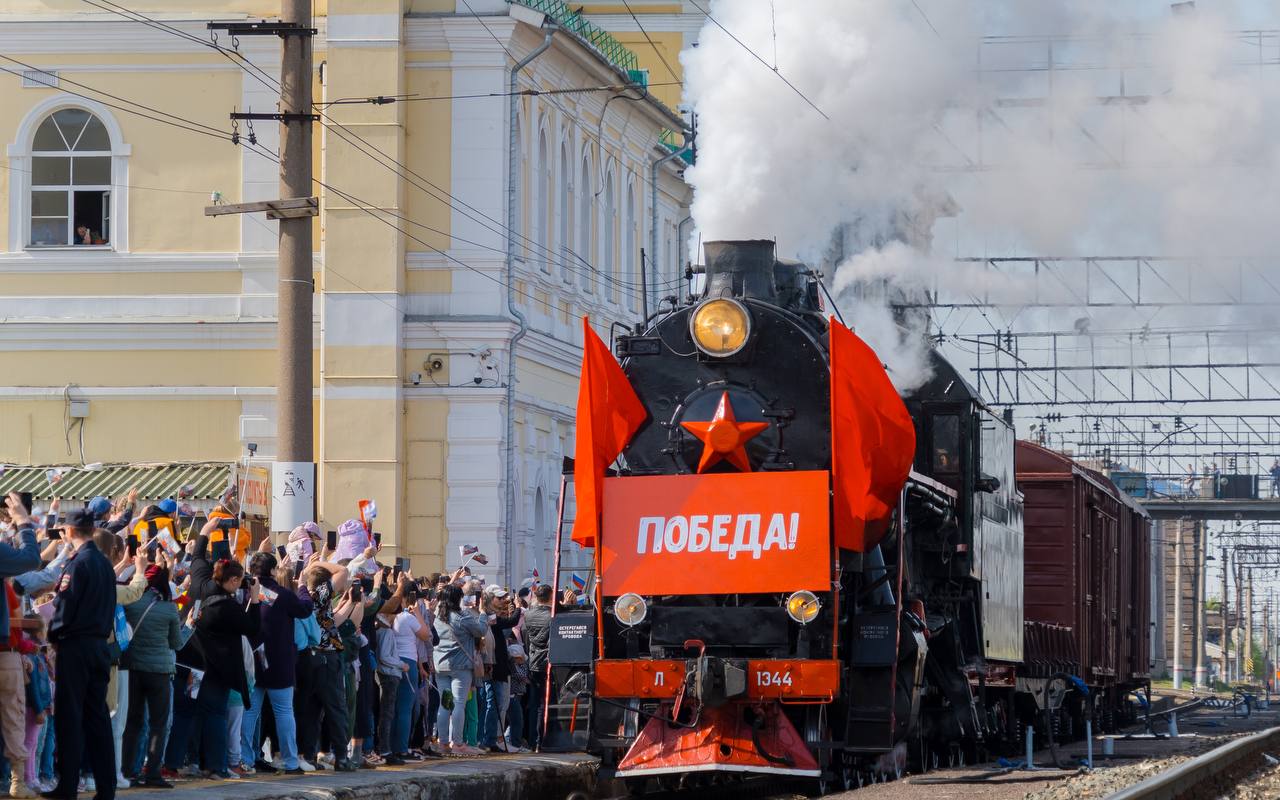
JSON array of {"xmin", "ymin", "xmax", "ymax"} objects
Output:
[{"xmin": 1016, "ymin": 441, "xmax": 1152, "ymax": 731}]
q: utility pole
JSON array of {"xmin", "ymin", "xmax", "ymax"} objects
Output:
[
  {"xmin": 205, "ymin": 6, "xmax": 318, "ymax": 535},
  {"xmin": 1246, "ymin": 569, "xmax": 1254, "ymax": 681},
  {"xmin": 1194, "ymin": 522, "xmax": 1207, "ymax": 687},
  {"xmin": 1173, "ymin": 524, "xmax": 1183, "ymax": 689},
  {"xmin": 1221, "ymin": 546, "xmax": 1230, "ymax": 683},
  {"xmin": 1236, "ymin": 559, "xmax": 1245, "ymax": 681}
]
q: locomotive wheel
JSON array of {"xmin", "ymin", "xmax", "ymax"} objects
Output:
[{"xmin": 803, "ymin": 705, "xmax": 834, "ymax": 797}]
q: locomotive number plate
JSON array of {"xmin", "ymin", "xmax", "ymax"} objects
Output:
[{"xmin": 746, "ymin": 660, "xmax": 840, "ymax": 700}]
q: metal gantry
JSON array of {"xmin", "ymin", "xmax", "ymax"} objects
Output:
[{"xmin": 964, "ymin": 328, "xmax": 1280, "ymax": 405}]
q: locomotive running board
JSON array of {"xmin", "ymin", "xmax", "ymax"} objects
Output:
[{"xmin": 616, "ymin": 764, "xmax": 820, "ymax": 778}]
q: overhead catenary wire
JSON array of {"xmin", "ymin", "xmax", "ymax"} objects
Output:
[
  {"xmin": 80, "ymin": 0, "xmax": 670, "ymax": 297},
  {"xmin": 686, "ymin": 0, "xmax": 829, "ymax": 120},
  {"xmin": 315, "ymin": 81, "xmax": 683, "ymax": 108},
  {"xmin": 619, "ymin": 0, "xmax": 683, "ymax": 86}
]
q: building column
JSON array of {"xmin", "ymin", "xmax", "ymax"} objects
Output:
[{"xmin": 320, "ymin": 2, "xmax": 407, "ymax": 551}]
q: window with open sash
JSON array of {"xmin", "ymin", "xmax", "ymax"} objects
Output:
[{"xmin": 29, "ymin": 109, "xmax": 112, "ymax": 247}]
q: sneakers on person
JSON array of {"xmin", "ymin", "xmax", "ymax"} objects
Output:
[
  {"xmin": 297, "ymin": 758, "xmax": 317, "ymax": 773},
  {"xmin": 116, "ymin": 772, "xmax": 131, "ymax": 789},
  {"xmin": 229, "ymin": 764, "xmax": 255, "ymax": 778},
  {"xmin": 362, "ymin": 753, "xmax": 385, "ymax": 767},
  {"xmin": 317, "ymin": 753, "xmax": 335, "ymax": 770},
  {"xmin": 10, "ymin": 777, "xmax": 35, "ymax": 799},
  {"xmin": 435, "ymin": 743, "xmax": 451, "ymax": 757},
  {"xmin": 450, "ymin": 744, "xmax": 485, "ymax": 756},
  {"xmin": 333, "ymin": 760, "xmax": 358, "ymax": 773},
  {"xmin": 254, "ymin": 759, "xmax": 279, "ymax": 775},
  {"xmin": 159, "ymin": 768, "xmax": 180, "ymax": 782},
  {"xmin": 138, "ymin": 776, "xmax": 174, "ymax": 789},
  {"xmin": 382, "ymin": 754, "xmax": 406, "ymax": 766},
  {"xmin": 178, "ymin": 764, "xmax": 203, "ymax": 779},
  {"xmin": 396, "ymin": 751, "xmax": 423, "ymax": 762}
]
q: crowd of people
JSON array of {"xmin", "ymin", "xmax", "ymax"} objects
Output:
[{"xmin": 0, "ymin": 489, "xmax": 568, "ymax": 800}]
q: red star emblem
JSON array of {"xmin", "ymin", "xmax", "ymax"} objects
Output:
[{"xmin": 680, "ymin": 391, "xmax": 769, "ymax": 473}]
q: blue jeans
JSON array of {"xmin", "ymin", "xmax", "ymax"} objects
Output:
[
  {"xmin": 240, "ymin": 686, "xmax": 298, "ymax": 770},
  {"xmin": 435, "ymin": 670, "xmax": 473, "ymax": 748},
  {"xmin": 194, "ymin": 676, "xmax": 231, "ymax": 774},
  {"xmin": 478, "ymin": 678, "xmax": 499, "ymax": 748},
  {"xmin": 506, "ymin": 690, "xmax": 525, "ymax": 747},
  {"xmin": 38, "ymin": 717, "xmax": 55, "ymax": 781},
  {"xmin": 392, "ymin": 658, "xmax": 418, "ymax": 754}
]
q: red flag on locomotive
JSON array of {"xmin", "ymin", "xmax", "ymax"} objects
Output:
[
  {"xmin": 828, "ymin": 317, "xmax": 916, "ymax": 552},
  {"xmin": 572, "ymin": 317, "xmax": 648, "ymax": 548}
]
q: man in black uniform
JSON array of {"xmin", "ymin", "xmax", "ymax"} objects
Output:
[{"xmin": 41, "ymin": 509, "xmax": 116, "ymax": 800}]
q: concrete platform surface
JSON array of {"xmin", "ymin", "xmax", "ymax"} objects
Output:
[{"xmin": 125, "ymin": 753, "xmax": 600, "ymax": 800}]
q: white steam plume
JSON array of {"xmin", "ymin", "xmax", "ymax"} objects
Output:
[{"xmin": 683, "ymin": 1, "xmax": 1280, "ymax": 393}]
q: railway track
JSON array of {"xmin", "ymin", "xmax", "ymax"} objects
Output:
[{"xmin": 1105, "ymin": 726, "xmax": 1280, "ymax": 800}]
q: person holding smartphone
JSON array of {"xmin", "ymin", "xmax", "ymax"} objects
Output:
[{"xmin": 190, "ymin": 559, "xmax": 261, "ymax": 780}]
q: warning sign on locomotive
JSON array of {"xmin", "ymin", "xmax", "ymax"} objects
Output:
[{"xmin": 600, "ymin": 470, "xmax": 830, "ymax": 596}]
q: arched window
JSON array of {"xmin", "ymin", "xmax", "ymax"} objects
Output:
[
  {"xmin": 28, "ymin": 108, "xmax": 115, "ymax": 247},
  {"xmin": 625, "ymin": 186, "xmax": 637, "ymax": 311},
  {"xmin": 536, "ymin": 129, "xmax": 550, "ymax": 273},
  {"xmin": 578, "ymin": 154, "xmax": 593, "ymax": 292},
  {"xmin": 558, "ymin": 141, "xmax": 571, "ymax": 280},
  {"xmin": 603, "ymin": 170, "xmax": 616, "ymax": 303}
]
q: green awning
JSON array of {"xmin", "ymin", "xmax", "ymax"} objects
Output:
[{"xmin": 0, "ymin": 462, "xmax": 232, "ymax": 503}]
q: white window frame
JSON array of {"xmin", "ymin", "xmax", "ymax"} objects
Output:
[{"xmin": 8, "ymin": 95, "xmax": 130, "ymax": 253}]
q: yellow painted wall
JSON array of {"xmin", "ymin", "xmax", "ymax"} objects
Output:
[
  {"xmin": 0, "ymin": 271, "xmax": 242, "ymax": 296},
  {"xmin": 612, "ymin": 30, "xmax": 684, "ymax": 110},
  {"xmin": 5, "ymin": 1, "xmax": 310, "ymax": 14},
  {"xmin": 516, "ymin": 354, "xmax": 577, "ymax": 408},
  {"xmin": 0, "ymin": 397, "xmax": 243, "ymax": 464},
  {"xmin": 0, "ymin": 349, "xmax": 321, "ymax": 387},
  {"xmin": 404, "ymin": 396, "xmax": 448, "ymax": 569},
  {"xmin": 402, "ymin": 65, "xmax": 451, "ymax": 252}
]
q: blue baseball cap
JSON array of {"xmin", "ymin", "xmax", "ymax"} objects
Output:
[
  {"xmin": 157, "ymin": 498, "xmax": 177, "ymax": 515},
  {"xmin": 86, "ymin": 496, "xmax": 111, "ymax": 518}
]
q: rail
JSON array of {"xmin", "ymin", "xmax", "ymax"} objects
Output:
[
  {"xmin": 508, "ymin": 0, "xmax": 641, "ymax": 73},
  {"xmin": 1105, "ymin": 725, "xmax": 1280, "ymax": 800}
]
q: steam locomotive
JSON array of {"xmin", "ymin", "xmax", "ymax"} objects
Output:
[{"xmin": 566, "ymin": 240, "xmax": 1149, "ymax": 792}]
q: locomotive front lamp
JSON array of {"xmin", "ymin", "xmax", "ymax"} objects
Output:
[
  {"xmin": 786, "ymin": 590, "xmax": 821, "ymax": 624},
  {"xmin": 613, "ymin": 592, "xmax": 648, "ymax": 626},
  {"xmin": 690, "ymin": 298, "xmax": 751, "ymax": 356}
]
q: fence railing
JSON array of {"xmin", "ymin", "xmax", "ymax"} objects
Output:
[{"xmin": 509, "ymin": 0, "xmax": 640, "ymax": 73}]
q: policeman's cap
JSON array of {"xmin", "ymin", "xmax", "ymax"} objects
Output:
[{"xmin": 65, "ymin": 509, "xmax": 96, "ymax": 534}]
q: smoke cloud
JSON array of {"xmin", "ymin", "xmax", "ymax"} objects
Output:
[{"xmin": 682, "ymin": 1, "xmax": 1280, "ymax": 393}]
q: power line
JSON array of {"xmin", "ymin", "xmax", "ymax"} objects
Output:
[
  {"xmin": 316, "ymin": 81, "xmax": 683, "ymax": 108},
  {"xmin": 81, "ymin": 0, "xmax": 656, "ymax": 296},
  {"xmin": 911, "ymin": 0, "xmax": 941, "ymax": 38},
  {"xmin": 686, "ymin": 0, "xmax": 829, "ymax": 120},
  {"xmin": 619, "ymin": 0, "xmax": 682, "ymax": 86},
  {"xmin": 0, "ymin": 161, "xmax": 211, "ymax": 195}
]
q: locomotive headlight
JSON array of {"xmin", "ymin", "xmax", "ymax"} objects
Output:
[
  {"xmin": 785, "ymin": 590, "xmax": 821, "ymax": 625},
  {"xmin": 690, "ymin": 298, "xmax": 751, "ymax": 357},
  {"xmin": 613, "ymin": 593, "xmax": 648, "ymax": 627}
]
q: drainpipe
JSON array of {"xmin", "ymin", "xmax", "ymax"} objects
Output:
[
  {"xmin": 505, "ymin": 24, "xmax": 555, "ymax": 587},
  {"xmin": 675, "ymin": 214, "xmax": 693, "ymax": 302},
  {"xmin": 649, "ymin": 144, "xmax": 692, "ymax": 318}
]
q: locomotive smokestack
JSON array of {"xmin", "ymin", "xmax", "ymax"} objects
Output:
[{"xmin": 703, "ymin": 240, "xmax": 778, "ymax": 303}]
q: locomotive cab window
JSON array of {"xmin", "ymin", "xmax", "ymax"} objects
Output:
[{"xmin": 931, "ymin": 413, "xmax": 961, "ymax": 473}]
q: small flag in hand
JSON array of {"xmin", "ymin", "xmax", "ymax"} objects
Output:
[
  {"xmin": 458, "ymin": 544, "xmax": 488, "ymax": 565},
  {"xmin": 571, "ymin": 572, "xmax": 587, "ymax": 591},
  {"xmin": 359, "ymin": 499, "xmax": 378, "ymax": 532}
]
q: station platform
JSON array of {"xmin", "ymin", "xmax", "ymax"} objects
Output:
[{"xmin": 139, "ymin": 753, "xmax": 600, "ymax": 799}]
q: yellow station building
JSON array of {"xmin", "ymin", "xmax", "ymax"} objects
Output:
[{"xmin": 0, "ymin": 0, "xmax": 697, "ymax": 584}]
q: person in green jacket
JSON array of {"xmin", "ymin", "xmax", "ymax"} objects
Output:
[{"xmin": 120, "ymin": 565, "xmax": 189, "ymax": 788}]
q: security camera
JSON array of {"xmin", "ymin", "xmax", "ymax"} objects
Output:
[
  {"xmin": 247, "ymin": 442, "xmax": 258, "ymax": 455},
  {"xmin": 410, "ymin": 372, "xmax": 422, "ymax": 386},
  {"xmin": 472, "ymin": 375, "xmax": 483, "ymax": 385},
  {"xmin": 469, "ymin": 346, "xmax": 493, "ymax": 359}
]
